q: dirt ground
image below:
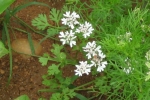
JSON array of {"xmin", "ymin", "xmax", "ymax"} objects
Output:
[{"xmin": 0, "ymin": 0, "xmax": 97, "ymax": 100}]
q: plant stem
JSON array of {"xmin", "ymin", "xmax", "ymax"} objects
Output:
[
  {"xmin": 4, "ymin": 22, "xmax": 13, "ymax": 85},
  {"xmin": 74, "ymin": 80, "xmax": 96, "ymax": 90}
]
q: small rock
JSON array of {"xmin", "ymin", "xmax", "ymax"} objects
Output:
[
  {"xmin": 0, "ymin": 69, "xmax": 5, "ymax": 74},
  {"xmin": 11, "ymin": 38, "xmax": 42, "ymax": 59}
]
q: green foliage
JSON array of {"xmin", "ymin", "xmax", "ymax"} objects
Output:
[
  {"xmin": 32, "ymin": 14, "xmax": 50, "ymax": 30},
  {"xmin": 49, "ymin": 8, "xmax": 63, "ymax": 25},
  {"xmin": 39, "ymin": 53, "xmax": 50, "ymax": 66},
  {"xmin": 0, "ymin": 41, "xmax": 9, "ymax": 58},
  {"xmin": 51, "ymin": 44, "xmax": 66, "ymax": 63},
  {"xmin": 48, "ymin": 64, "xmax": 60, "ymax": 75},
  {"xmin": 0, "ymin": 0, "xmax": 15, "ymax": 14},
  {"xmin": 50, "ymin": 88, "xmax": 76, "ymax": 100}
]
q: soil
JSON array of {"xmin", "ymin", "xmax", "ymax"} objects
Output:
[{"xmin": 0, "ymin": 0, "xmax": 97, "ymax": 100}]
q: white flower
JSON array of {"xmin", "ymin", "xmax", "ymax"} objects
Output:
[
  {"xmin": 83, "ymin": 41, "xmax": 102, "ymax": 59},
  {"xmin": 123, "ymin": 67, "xmax": 134, "ymax": 74},
  {"xmin": 91, "ymin": 54, "xmax": 107, "ymax": 72},
  {"xmin": 76, "ymin": 21, "xmax": 94, "ymax": 38},
  {"xmin": 61, "ymin": 11, "xmax": 80, "ymax": 29},
  {"xmin": 59, "ymin": 30, "xmax": 76, "ymax": 47},
  {"xmin": 97, "ymin": 61, "xmax": 107, "ymax": 72},
  {"xmin": 122, "ymin": 57, "xmax": 134, "ymax": 74},
  {"xmin": 74, "ymin": 61, "xmax": 92, "ymax": 76},
  {"xmin": 145, "ymin": 50, "xmax": 150, "ymax": 61}
]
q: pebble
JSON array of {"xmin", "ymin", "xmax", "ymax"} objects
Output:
[{"xmin": 11, "ymin": 38, "xmax": 42, "ymax": 59}]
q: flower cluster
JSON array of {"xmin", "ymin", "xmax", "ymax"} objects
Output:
[
  {"xmin": 61, "ymin": 11, "xmax": 80, "ymax": 29},
  {"xmin": 59, "ymin": 11, "xmax": 107, "ymax": 76},
  {"xmin": 122, "ymin": 57, "xmax": 134, "ymax": 74},
  {"xmin": 118, "ymin": 31, "xmax": 132, "ymax": 46},
  {"xmin": 59, "ymin": 11, "xmax": 94, "ymax": 47},
  {"xmin": 75, "ymin": 41, "xmax": 107, "ymax": 76}
]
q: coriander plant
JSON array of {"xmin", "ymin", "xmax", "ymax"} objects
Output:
[{"xmin": 30, "ymin": 0, "xmax": 150, "ymax": 100}]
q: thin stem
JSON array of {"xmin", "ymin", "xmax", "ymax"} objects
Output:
[
  {"xmin": 74, "ymin": 80, "xmax": 96, "ymax": 90},
  {"xmin": 4, "ymin": 22, "xmax": 13, "ymax": 85}
]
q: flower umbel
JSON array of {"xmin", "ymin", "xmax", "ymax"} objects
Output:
[
  {"xmin": 81, "ymin": 41, "xmax": 107, "ymax": 74},
  {"xmin": 61, "ymin": 11, "xmax": 80, "ymax": 29},
  {"xmin": 59, "ymin": 30, "xmax": 76, "ymax": 47},
  {"xmin": 76, "ymin": 21, "xmax": 94, "ymax": 38},
  {"xmin": 74, "ymin": 61, "xmax": 92, "ymax": 76},
  {"xmin": 83, "ymin": 41, "xmax": 102, "ymax": 59}
]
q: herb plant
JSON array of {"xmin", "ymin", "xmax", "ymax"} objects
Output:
[{"xmin": 19, "ymin": 0, "xmax": 150, "ymax": 100}]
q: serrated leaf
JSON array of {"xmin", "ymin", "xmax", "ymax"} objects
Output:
[
  {"xmin": 32, "ymin": 14, "xmax": 50, "ymax": 30},
  {"xmin": 62, "ymin": 88, "xmax": 76, "ymax": 99},
  {"xmin": 63, "ymin": 77, "xmax": 71, "ymax": 86},
  {"xmin": 48, "ymin": 64, "xmax": 60, "ymax": 75},
  {"xmin": 49, "ymin": 8, "xmax": 62, "ymax": 24},
  {"xmin": 0, "ymin": 41, "xmax": 9, "ymax": 58},
  {"xmin": 59, "ymin": 52, "xmax": 66, "ymax": 60},
  {"xmin": 50, "ymin": 44, "xmax": 66, "ymax": 63},
  {"xmin": 47, "ymin": 28, "xmax": 59, "ymax": 36},
  {"xmin": 39, "ymin": 53, "xmax": 50, "ymax": 66},
  {"xmin": 50, "ymin": 93, "xmax": 61, "ymax": 100},
  {"xmin": 42, "ymin": 78, "xmax": 58, "ymax": 88},
  {"xmin": 51, "ymin": 44, "xmax": 63, "ymax": 55}
]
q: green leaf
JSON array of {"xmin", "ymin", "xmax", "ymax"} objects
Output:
[
  {"xmin": 60, "ymin": 52, "xmax": 66, "ymax": 60},
  {"xmin": 51, "ymin": 44, "xmax": 63, "ymax": 55},
  {"xmin": 0, "ymin": 0, "xmax": 15, "ymax": 14},
  {"xmin": 62, "ymin": 88, "xmax": 76, "ymax": 99},
  {"xmin": 48, "ymin": 64, "xmax": 60, "ymax": 75},
  {"xmin": 0, "ymin": 41, "xmax": 9, "ymax": 58},
  {"xmin": 50, "ymin": 93, "xmax": 62, "ymax": 100},
  {"xmin": 14, "ymin": 95, "xmax": 30, "ymax": 100},
  {"xmin": 42, "ymin": 79, "xmax": 58, "ymax": 88},
  {"xmin": 49, "ymin": 8, "xmax": 63, "ymax": 24},
  {"xmin": 32, "ymin": 14, "xmax": 50, "ymax": 30},
  {"xmin": 47, "ymin": 28, "xmax": 59, "ymax": 36},
  {"xmin": 39, "ymin": 53, "xmax": 50, "ymax": 66},
  {"xmin": 63, "ymin": 77, "xmax": 72, "ymax": 86},
  {"xmin": 51, "ymin": 44, "xmax": 66, "ymax": 62}
]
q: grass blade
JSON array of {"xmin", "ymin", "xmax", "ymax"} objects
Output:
[
  {"xmin": 27, "ymin": 33, "xmax": 35, "ymax": 55},
  {"xmin": 3, "ymin": 22, "xmax": 12, "ymax": 85}
]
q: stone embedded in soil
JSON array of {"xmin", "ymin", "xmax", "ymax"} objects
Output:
[{"xmin": 11, "ymin": 38, "xmax": 42, "ymax": 59}]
